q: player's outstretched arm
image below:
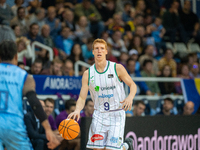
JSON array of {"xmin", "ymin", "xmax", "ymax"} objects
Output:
[
  {"xmin": 116, "ymin": 64, "xmax": 137, "ymax": 111},
  {"xmin": 23, "ymin": 75, "xmax": 60, "ymax": 149},
  {"xmin": 68, "ymin": 70, "xmax": 89, "ymax": 121}
]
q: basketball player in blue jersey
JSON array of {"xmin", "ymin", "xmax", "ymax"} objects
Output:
[
  {"xmin": 0, "ymin": 41, "xmax": 60, "ymax": 150},
  {"xmin": 68, "ymin": 39, "xmax": 137, "ymax": 150}
]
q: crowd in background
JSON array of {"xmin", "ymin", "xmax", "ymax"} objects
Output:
[{"xmin": 0, "ymin": 0, "xmax": 200, "ymax": 97}]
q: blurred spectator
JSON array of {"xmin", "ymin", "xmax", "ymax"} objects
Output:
[
  {"xmin": 74, "ymin": 0, "xmax": 104, "ymax": 38},
  {"xmin": 22, "ymin": 0, "xmax": 41, "ymax": 13},
  {"xmin": 44, "ymin": 6, "xmax": 61, "ymax": 37},
  {"xmin": 81, "ymin": 37, "xmax": 94, "ymax": 62},
  {"xmin": 11, "ymin": 24, "xmax": 22, "ymax": 38},
  {"xmin": 17, "ymin": 61, "xmax": 25, "ymax": 70},
  {"xmin": 41, "ymin": 24, "xmax": 54, "ymax": 48},
  {"xmin": 68, "ymin": 43, "xmax": 85, "ymax": 76},
  {"xmin": 107, "ymin": 30, "xmax": 128, "ymax": 57},
  {"xmin": 144, "ymin": 14, "xmax": 153, "ymax": 27},
  {"xmin": 128, "ymin": 35, "xmax": 143, "ymax": 55},
  {"xmin": 182, "ymin": 101, "xmax": 194, "ymax": 116},
  {"xmin": 158, "ymin": 65, "xmax": 176, "ymax": 95},
  {"xmin": 62, "ymin": 59, "xmax": 74, "ymax": 76},
  {"xmin": 126, "ymin": 100, "xmax": 146, "ymax": 117},
  {"xmin": 122, "ymin": 1, "xmax": 133, "ymax": 22},
  {"xmin": 158, "ymin": 49, "xmax": 177, "ymax": 77},
  {"xmin": 141, "ymin": 59, "xmax": 160, "ymax": 95},
  {"xmin": 118, "ymin": 52, "xmax": 129, "ymax": 68},
  {"xmin": 189, "ymin": 62, "xmax": 200, "ymax": 78},
  {"xmin": 80, "ymin": 99, "xmax": 94, "ymax": 117},
  {"xmin": 0, "ymin": 24, "xmax": 16, "ymax": 42},
  {"xmin": 179, "ymin": 0, "xmax": 200, "ymax": 43},
  {"xmin": 11, "ymin": 0, "xmax": 28, "ymax": 16},
  {"xmin": 101, "ymin": 31, "xmax": 109, "ymax": 42},
  {"xmin": 29, "ymin": 7, "xmax": 46, "ymax": 33},
  {"xmin": 146, "ymin": 0, "xmax": 160, "ymax": 17},
  {"xmin": 187, "ymin": 53, "xmax": 195, "ymax": 69},
  {"xmin": 41, "ymin": 58, "xmax": 63, "ymax": 76},
  {"xmin": 0, "ymin": 0, "xmax": 14, "ymax": 25},
  {"xmin": 135, "ymin": 0, "xmax": 146, "ymax": 16},
  {"xmin": 28, "ymin": 58, "xmax": 43, "ymax": 75},
  {"xmin": 162, "ymin": 1, "xmax": 187, "ymax": 44},
  {"xmin": 156, "ymin": 97, "xmax": 174, "ymax": 115},
  {"xmin": 10, "ymin": 7, "xmax": 29, "ymax": 36},
  {"xmin": 139, "ymin": 45, "xmax": 159, "ymax": 75},
  {"xmin": 62, "ymin": 8, "xmax": 76, "ymax": 32},
  {"xmin": 44, "ymin": 98, "xmax": 57, "ymax": 131},
  {"xmin": 129, "ymin": 49, "xmax": 140, "ymax": 72},
  {"xmin": 108, "ymin": 13, "xmax": 125, "ymax": 34},
  {"xmin": 106, "ymin": 43, "xmax": 118, "ymax": 63},
  {"xmin": 55, "ymin": 26, "xmax": 74, "ymax": 59},
  {"xmin": 16, "ymin": 37, "xmax": 33, "ymax": 63},
  {"xmin": 146, "ymin": 17, "xmax": 166, "ymax": 55},
  {"xmin": 24, "ymin": 100, "xmax": 49, "ymax": 150},
  {"xmin": 125, "ymin": 14, "xmax": 144, "ymax": 33},
  {"xmin": 126, "ymin": 58, "xmax": 152, "ymax": 95},
  {"xmin": 75, "ymin": 15, "xmax": 92, "ymax": 43}
]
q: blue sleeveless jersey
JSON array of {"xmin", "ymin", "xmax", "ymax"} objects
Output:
[{"xmin": 0, "ymin": 63, "xmax": 27, "ymax": 126}]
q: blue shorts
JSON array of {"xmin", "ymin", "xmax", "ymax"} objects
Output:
[{"xmin": 0, "ymin": 114, "xmax": 33, "ymax": 150}]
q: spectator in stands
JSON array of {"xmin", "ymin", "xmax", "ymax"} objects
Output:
[
  {"xmin": 29, "ymin": 7, "xmax": 46, "ymax": 33},
  {"xmin": 62, "ymin": 8, "xmax": 76, "ymax": 32},
  {"xmin": 126, "ymin": 100, "xmax": 146, "ymax": 117},
  {"xmin": 179, "ymin": 0, "xmax": 200, "ymax": 43},
  {"xmin": 28, "ymin": 58, "xmax": 43, "ymax": 75},
  {"xmin": 16, "ymin": 36, "xmax": 33, "ymax": 63},
  {"xmin": 108, "ymin": 13, "xmax": 125, "ymax": 34},
  {"xmin": 55, "ymin": 26, "xmax": 74, "ymax": 59},
  {"xmin": 189, "ymin": 62, "xmax": 200, "ymax": 78},
  {"xmin": 107, "ymin": 30, "xmax": 128, "ymax": 57},
  {"xmin": 106, "ymin": 43, "xmax": 118, "ymax": 63},
  {"xmin": 162, "ymin": 1, "xmax": 187, "ymax": 44},
  {"xmin": 44, "ymin": 98, "xmax": 57, "ymax": 131},
  {"xmin": 12, "ymin": 24, "xmax": 22, "ymax": 38},
  {"xmin": 126, "ymin": 58, "xmax": 152, "ymax": 95},
  {"xmin": 158, "ymin": 65, "xmax": 176, "ymax": 95},
  {"xmin": 80, "ymin": 99, "xmax": 94, "ymax": 117},
  {"xmin": 129, "ymin": 49, "xmax": 140, "ymax": 72},
  {"xmin": 62, "ymin": 59, "xmax": 74, "ymax": 76},
  {"xmin": 182, "ymin": 101, "xmax": 194, "ymax": 116},
  {"xmin": 41, "ymin": 58, "xmax": 63, "ymax": 76},
  {"xmin": 135, "ymin": 0, "xmax": 146, "ymax": 16},
  {"xmin": 0, "ymin": 24, "xmax": 16, "ymax": 42},
  {"xmin": 146, "ymin": 17, "xmax": 166, "ymax": 55},
  {"xmin": 0, "ymin": 0, "xmax": 14, "ymax": 25},
  {"xmin": 157, "ymin": 98, "xmax": 174, "ymax": 116},
  {"xmin": 141, "ymin": 59, "xmax": 161, "ymax": 95},
  {"xmin": 145, "ymin": 0, "xmax": 160, "ymax": 17},
  {"xmin": 24, "ymin": 100, "xmax": 49, "ymax": 150},
  {"xmin": 118, "ymin": 52, "xmax": 129, "ymax": 68},
  {"xmin": 17, "ymin": 61, "xmax": 25, "ymax": 70},
  {"xmin": 45, "ymin": 6, "xmax": 61, "ymax": 37},
  {"xmin": 158, "ymin": 48, "xmax": 177, "ymax": 77},
  {"xmin": 41, "ymin": 24, "xmax": 54, "ymax": 48},
  {"xmin": 128, "ymin": 35, "xmax": 144, "ymax": 55},
  {"xmin": 74, "ymin": 0, "xmax": 104, "ymax": 38},
  {"xmin": 11, "ymin": 7, "xmax": 29, "ymax": 36},
  {"xmin": 122, "ymin": 1, "xmax": 133, "ymax": 22},
  {"xmin": 75, "ymin": 15, "xmax": 92, "ymax": 44},
  {"xmin": 11, "ymin": 0, "xmax": 28, "ymax": 16},
  {"xmin": 22, "ymin": 0, "xmax": 41, "ymax": 12},
  {"xmin": 139, "ymin": 45, "xmax": 159, "ymax": 75},
  {"xmin": 81, "ymin": 37, "xmax": 94, "ymax": 62}
]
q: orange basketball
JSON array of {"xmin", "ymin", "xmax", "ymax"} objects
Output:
[{"xmin": 58, "ymin": 119, "xmax": 80, "ymax": 140}]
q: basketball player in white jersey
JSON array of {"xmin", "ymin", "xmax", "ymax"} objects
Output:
[{"xmin": 68, "ymin": 39, "xmax": 137, "ymax": 150}]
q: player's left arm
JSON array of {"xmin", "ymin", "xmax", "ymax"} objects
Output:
[{"xmin": 116, "ymin": 64, "xmax": 137, "ymax": 111}]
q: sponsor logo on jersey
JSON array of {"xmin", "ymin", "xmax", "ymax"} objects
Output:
[
  {"xmin": 95, "ymin": 86, "xmax": 99, "ymax": 92},
  {"xmin": 110, "ymin": 137, "xmax": 118, "ymax": 143},
  {"xmin": 91, "ymin": 134, "xmax": 104, "ymax": 142},
  {"xmin": 108, "ymin": 74, "xmax": 113, "ymax": 78},
  {"xmin": 118, "ymin": 137, "xmax": 122, "ymax": 146},
  {"xmin": 101, "ymin": 86, "xmax": 116, "ymax": 91},
  {"xmin": 98, "ymin": 94, "xmax": 113, "ymax": 98}
]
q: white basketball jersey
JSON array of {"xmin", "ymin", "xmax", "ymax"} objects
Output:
[{"xmin": 88, "ymin": 61, "xmax": 126, "ymax": 112}]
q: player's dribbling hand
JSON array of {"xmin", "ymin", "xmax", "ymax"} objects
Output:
[
  {"xmin": 120, "ymin": 97, "xmax": 133, "ymax": 111},
  {"xmin": 67, "ymin": 110, "xmax": 80, "ymax": 121},
  {"xmin": 46, "ymin": 129, "xmax": 60, "ymax": 149}
]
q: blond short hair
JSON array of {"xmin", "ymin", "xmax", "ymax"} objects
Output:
[{"xmin": 92, "ymin": 39, "xmax": 107, "ymax": 50}]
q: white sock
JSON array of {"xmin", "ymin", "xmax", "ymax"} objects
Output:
[{"xmin": 123, "ymin": 143, "xmax": 129, "ymax": 150}]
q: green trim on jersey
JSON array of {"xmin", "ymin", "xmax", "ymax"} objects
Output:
[
  {"xmin": 88, "ymin": 68, "xmax": 90, "ymax": 86},
  {"xmin": 114, "ymin": 63, "xmax": 122, "ymax": 83},
  {"xmin": 94, "ymin": 61, "xmax": 110, "ymax": 74}
]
